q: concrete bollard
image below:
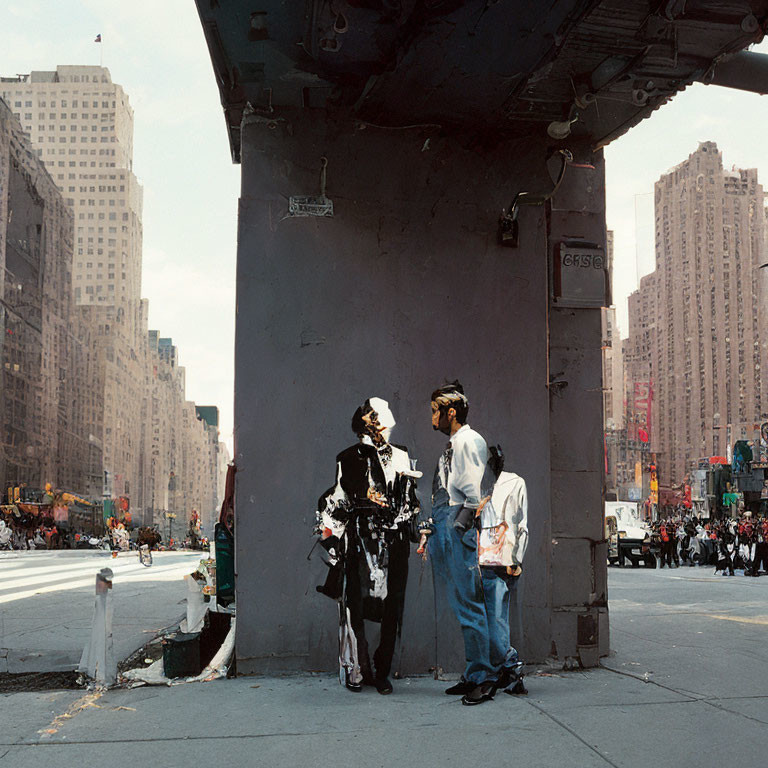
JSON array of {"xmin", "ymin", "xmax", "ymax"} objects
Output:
[
  {"xmin": 78, "ymin": 567, "xmax": 116, "ymax": 686},
  {"xmin": 181, "ymin": 573, "xmax": 206, "ymax": 634}
]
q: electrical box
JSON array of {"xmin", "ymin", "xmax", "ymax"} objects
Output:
[{"xmin": 552, "ymin": 239, "xmax": 609, "ymax": 308}]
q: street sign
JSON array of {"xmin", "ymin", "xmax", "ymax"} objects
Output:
[{"xmin": 552, "ymin": 240, "xmax": 609, "ymax": 308}]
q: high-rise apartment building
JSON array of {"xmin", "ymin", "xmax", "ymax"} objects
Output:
[
  {"xmin": 2, "ymin": 66, "xmax": 147, "ymax": 506},
  {"xmin": 144, "ymin": 335, "xmax": 221, "ymax": 538},
  {"xmin": 195, "ymin": 405, "xmax": 224, "ymax": 535},
  {"xmin": 602, "ymin": 231, "xmax": 630, "ymax": 495},
  {"xmin": 0, "ymin": 67, "xmax": 142, "ymax": 315},
  {"xmin": 2, "ymin": 65, "xmax": 222, "ymax": 531},
  {"xmin": 0, "ymin": 98, "xmax": 100, "ymax": 493},
  {"xmin": 625, "ymin": 142, "xmax": 767, "ymax": 483},
  {"xmin": 601, "ymin": 233, "xmax": 623, "ymax": 430}
]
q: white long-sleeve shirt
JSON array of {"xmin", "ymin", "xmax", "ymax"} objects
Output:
[
  {"xmin": 479, "ymin": 471, "xmax": 529, "ymax": 567},
  {"xmin": 434, "ymin": 424, "xmax": 489, "ymax": 509}
]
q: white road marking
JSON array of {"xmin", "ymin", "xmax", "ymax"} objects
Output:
[{"xmin": 0, "ymin": 554, "xmax": 200, "ymax": 604}]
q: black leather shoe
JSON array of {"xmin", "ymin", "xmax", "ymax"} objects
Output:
[
  {"xmin": 461, "ymin": 682, "xmax": 495, "ymax": 706},
  {"xmin": 494, "ymin": 668, "xmax": 512, "ymax": 690},
  {"xmin": 445, "ymin": 679, "xmax": 475, "ymax": 695},
  {"xmin": 344, "ymin": 671, "xmax": 363, "ymax": 692},
  {"xmin": 375, "ymin": 677, "xmax": 393, "ymax": 695},
  {"xmin": 494, "ymin": 662, "xmax": 524, "ymax": 692}
]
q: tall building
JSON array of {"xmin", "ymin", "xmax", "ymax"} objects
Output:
[
  {"xmin": 0, "ymin": 98, "xmax": 98, "ymax": 493},
  {"xmin": 1, "ymin": 66, "xmax": 147, "ymax": 506},
  {"xmin": 625, "ymin": 142, "xmax": 767, "ymax": 483},
  {"xmin": 602, "ymin": 231, "xmax": 629, "ymax": 495},
  {"xmin": 142, "ymin": 335, "xmax": 221, "ymax": 537},
  {"xmin": 601, "ymin": 233, "xmax": 623, "ymax": 430},
  {"xmin": 2, "ymin": 65, "xmax": 222, "ymax": 532},
  {"xmin": 195, "ymin": 405, "xmax": 225, "ymax": 536},
  {"xmin": 0, "ymin": 67, "xmax": 142, "ymax": 314}
]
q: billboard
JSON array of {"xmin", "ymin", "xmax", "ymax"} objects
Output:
[{"xmin": 633, "ymin": 381, "xmax": 652, "ymax": 443}]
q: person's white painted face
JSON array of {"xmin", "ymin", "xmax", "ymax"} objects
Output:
[{"xmin": 366, "ymin": 397, "xmax": 395, "ymax": 443}]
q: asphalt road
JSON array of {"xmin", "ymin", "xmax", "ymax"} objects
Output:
[
  {"xmin": 605, "ymin": 563, "xmax": 768, "ymax": 697},
  {"xmin": 0, "ymin": 550, "xmax": 204, "ymax": 673}
]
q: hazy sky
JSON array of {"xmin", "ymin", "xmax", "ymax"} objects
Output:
[{"xmin": 3, "ymin": 4, "xmax": 768, "ymax": 453}]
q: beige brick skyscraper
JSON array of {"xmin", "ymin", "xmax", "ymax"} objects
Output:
[
  {"xmin": 1, "ymin": 67, "xmax": 142, "ymax": 314},
  {"xmin": 2, "ymin": 66, "xmax": 147, "ymax": 504},
  {"xmin": 625, "ymin": 142, "xmax": 767, "ymax": 483}
]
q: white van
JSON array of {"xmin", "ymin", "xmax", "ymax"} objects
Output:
[{"xmin": 605, "ymin": 501, "xmax": 652, "ymax": 566}]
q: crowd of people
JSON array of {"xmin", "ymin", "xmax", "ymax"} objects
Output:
[
  {"xmin": 0, "ymin": 510, "xmax": 169, "ymax": 553},
  {"xmin": 653, "ymin": 511, "xmax": 768, "ymax": 576},
  {"xmin": 0, "ymin": 513, "xmax": 106, "ymax": 550}
]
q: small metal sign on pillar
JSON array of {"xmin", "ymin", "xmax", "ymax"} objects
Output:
[{"xmin": 552, "ymin": 239, "xmax": 609, "ymax": 308}]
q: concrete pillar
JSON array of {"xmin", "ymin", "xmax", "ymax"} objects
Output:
[
  {"xmin": 233, "ymin": 111, "xmax": 606, "ymax": 674},
  {"xmin": 547, "ymin": 149, "xmax": 609, "ymax": 665}
]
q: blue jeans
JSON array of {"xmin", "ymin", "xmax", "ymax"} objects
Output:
[
  {"xmin": 429, "ymin": 504, "xmax": 498, "ymax": 684},
  {"xmin": 481, "ymin": 566, "xmax": 520, "ymax": 673}
]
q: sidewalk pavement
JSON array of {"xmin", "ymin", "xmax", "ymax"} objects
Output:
[{"xmin": 2, "ymin": 568, "xmax": 767, "ymax": 768}]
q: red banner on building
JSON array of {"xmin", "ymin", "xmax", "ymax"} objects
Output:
[{"xmin": 632, "ymin": 381, "xmax": 652, "ymax": 442}]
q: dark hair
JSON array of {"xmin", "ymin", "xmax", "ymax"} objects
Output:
[
  {"xmin": 430, "ymin": 380, "xmax": 469, "ymax": 423},
  {"xmin": 351, "ymin": 399, "xmax": 374, "ymax": 436}
]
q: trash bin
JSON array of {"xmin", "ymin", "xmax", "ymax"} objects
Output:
[
  {"xmin": 201, "ymin": 612, "xmax": 232, "ymax": 667},
  {"xmin": 214, "ymin": 522, "xmax": 235, "ymax": 607},
  {"xmin": 163, "ymin": 632, "xmax": 202, "ymax": 678}
]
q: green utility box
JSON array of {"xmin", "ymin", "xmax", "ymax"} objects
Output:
[{"xmin": 215, "ymin": 522, "xmax": 235, "ymax": 607}]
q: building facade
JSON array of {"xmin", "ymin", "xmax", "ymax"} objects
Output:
[
  {"xmin": 1, "ymin": 67, "xmax": 223, "ymax": 528},
  {"xmin": 0, "ymin": 98, "xmax": 99, "ymax": 494},
  {"xmin": 143, "ymin": 335, "xmax": 223, "ymax": 538},
  {"xmin": 602, "ymin": 231, "xmax": 630, "ymax": 497},
  {"xmin": 625, "ymin": 142, "xmax": 767, "ymax": 483},
  {"xmin": 1, "ymin": 66, "xmax": 147, "ymax": 508}
]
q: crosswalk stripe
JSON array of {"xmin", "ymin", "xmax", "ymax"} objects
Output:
[
  {"xmin": 0, "ymin": 561, "xmax": 187, "ymax": 593},
  {"xmin": 0, "ymin": 556, "xmax": 199, "ymax": 605},
  {"xmin": 1, "ymin": 559, "xmax": 160, "ymax": 583},
  {"xmin": 0, "ymin": 554, "xmax": 121, "ymax": 576}
]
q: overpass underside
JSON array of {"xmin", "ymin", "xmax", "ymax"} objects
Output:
[{"xmin": 195, "ymin": 0, "xmax": 768, "ymax": 673}]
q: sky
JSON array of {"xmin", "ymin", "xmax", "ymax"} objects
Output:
[{"xmin": 2, "ymin": 4, "xmax": 768, "ymax": 451}]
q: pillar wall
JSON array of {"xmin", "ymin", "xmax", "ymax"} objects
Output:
[
  {"xmin": 232, "ymin": 111, "xmax": 606, "ymax": 674},
  {"xmin": 548, "ymin": 153, "xmax": 610, "ymax": 664}
]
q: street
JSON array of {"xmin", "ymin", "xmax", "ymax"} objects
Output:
[
  {"xmin": 0, "ymin": 550, "xmax": 203, "ymax": 674},
  {"xmin": 2, "ymin": 566, "xmax": 768, "ymax": 767},
  {"xmin": 606, "ymin": 565, "xmax": 768, "ymax": 698}
]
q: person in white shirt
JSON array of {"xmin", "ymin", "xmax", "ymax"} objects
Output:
[{"xmin": 425, "ymin": 380, "xmax": 521, "ymax": 706}]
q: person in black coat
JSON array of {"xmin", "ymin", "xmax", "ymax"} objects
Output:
[{"xmin": 315, "ymin": 397, "xmax": 421, "ymax": 694}]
